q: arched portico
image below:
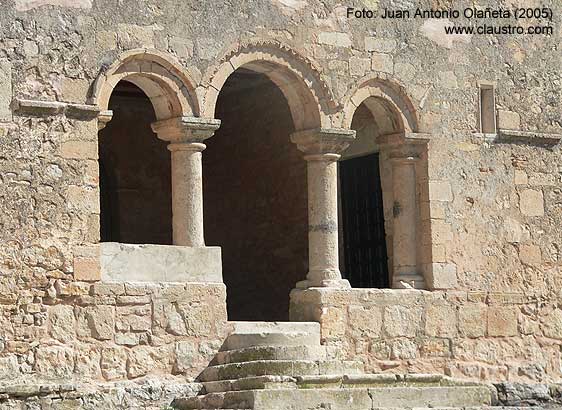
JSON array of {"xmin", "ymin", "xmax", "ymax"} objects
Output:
[
  {"xmin": 202, "ymin": 42, "xmax": 356, "ymax": 315},
  {"xmin": 91, "ymin": 49, "xmax": 219, "ymax": 248},
  {"xmin": 339, "ymin": 77, "xmax": 429, "ymax": 290}
]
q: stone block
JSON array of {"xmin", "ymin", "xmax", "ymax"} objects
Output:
[
  {"xmin": 35, "ymin": 345, "xmax": 74, "ymax": 378},
  {"xmin": 438, "ymin": 71, "xmax": 458, "ymax": 89},
  {"xmin": 117, "ymin": 24, "xmax": 155, "ymax": 48},
  {"xmin": 487, "ymin": 306, "xmax": 518, "ymax": 337},
  {"xmin": 349, "ymin": 57, "xmax": 370, "ymax": 77},
  {"xmin": 498, "ymin": 110, "xmax": 521, "ymax": 130},
  {"xmin": 318, "ymin": 32, "xmax": 352, "ymax": 47},
  {"xmin": 371, "ymin": 53, "xmax": 393, "ymax": 74},
  {"xmin": 67, "ymin": 185, "xmax": 100, "ymax": 213},
  {"xmin": 100, "ymin": 242, "xmax": 223, "ymax": 283},
  {"xmin": 542, "ymin": 309, "xmax": 562, "ymax": 339},
  {"xmin": 390, "ymin": 338, "xmax": 417, "ymax": 359},
  {"xmin": 75, "ymin": 346, "xmax": 101, "ymax": 378},
  {"xmin": 73, "ymin": 256, "xmax": 100, "ymax": 281},
  {"xmin": 320, "ymin": 307, "xmax": 346, "ymax": 339},
  {"xmin": 0, "ymin": 62, "xmax": 11, "ymax": 121},
  {"xmin": 429, "ymin": 263, "xmax": 458, "ymax": 289},
  {"xmin": 364, "ymin": 37, "xmax": 397, "ymax": 53},
  {"xmin": 514, "ymin": 170, "xmax": 528, "ymax": 185},
  {"xmin": 519, "ymin": 189, "xmax": 544, "ymax": 216},
  {"xmin": 175, "ymin": 340, "xmax": 197, "ymax": 373},
  {"xmin": 59, "ymin": 140, "xmax": 98, "ymax": 159},
  {"xmin": 459, "ymin": 305, "xmax": 486, "ymax": 338},
  {"xmin": 425, "ymin": 305, "xmax": 457, "ymax": 337},
  {"xmin": 384, "ymin": 305, "xmax": 422, "ymax": 337},
  {"xmin": 519, "ymin": 244, "xmax": 541, "ymax": 265},
  {"xmin": 428, "ymin": 181, "xmax": 453, "ymax": 202},
  {"xmin": 169, "ymin": 36, "xmax": 194, "ymax": 59},
  {"xmin": 76, "ymin": 305, "xmax": 115, "ymax": 340},
  {"xmin": 95, "ymin": 30, "xmax": 117, "ymax": 50},
  {"xmin": 529, "ymin": 172, "xmax": 555, "ymax": 186},
  {"xmin": 348, "ymin": 305, "xmax": 382, "ymax": 337},
  {"xmin": 394, "ymin": 62, "xmax": 416, "ymax": 82},
  {"xmin": 48, "ymin": 304, "xmax": 75, "ymax": 343},
  {"xmin": 15, "ymin": 0, "xmax": 92, "ymax": 11},
  {"xmin": 61, "ymin": 78, "xmax": 89, "ymax": 103},
  {"xmin": 101, "ymin": 347, "xmax": 127, "ymax": 380}
]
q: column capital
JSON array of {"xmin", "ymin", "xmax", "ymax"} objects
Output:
[
  {"xmin": 98, "ymin": 110, "xmax": 113, "ymax": 131},
  {"xmin": 151, "ymin": 116, "xmax": 221, "ymax": 144},
  {"xmin": 290, "ymin": 128, "xmax": 355, "ymax": 160}
]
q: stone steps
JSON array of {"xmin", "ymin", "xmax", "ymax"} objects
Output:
[
  {"xmin": 173, "ymin": 385, "xmax": 492, "ymax": 409},
  {"xmin": 211, "ymin": 345, "xmax": 330, "ymax": 365},
  {"xmin": 223, "ymin": 322, "xmax": 321, "ymax": 351},
  {"xmin": 172, "ymin": 321, "xmax": 494, "ymax": 410},
  {"xmin": 198, "ymin": 359, "xmax": 364, "ymax": 382}
]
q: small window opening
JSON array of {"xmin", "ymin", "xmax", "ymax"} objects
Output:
[{"xmin": 479, "ymin": 84, "xmax": 496, "ymax": 134}]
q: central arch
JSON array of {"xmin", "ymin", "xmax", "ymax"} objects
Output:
[{"xmin": 202, "ymin": 43, "xmax": 329, "ymax": 321}]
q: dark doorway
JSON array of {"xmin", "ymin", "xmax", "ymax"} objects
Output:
[
  {"xmin": 98, "ymin": 81, "xmax": 172, "ymax": 244},
  {"xmin": 203, "ymin": 69, "xmax": 308, "ymax": 322},
  {"xmin": 340, "ymin": 153, "xmax": 389, "ymax": 288}
]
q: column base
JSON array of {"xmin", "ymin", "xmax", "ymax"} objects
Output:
[
  {"xmin": 392, "ymin": 273, "xmax": 426, "ymax": 289},
  {"xmin": 296, "ymin": 278, "xmax": 351, "ymax": 289}
]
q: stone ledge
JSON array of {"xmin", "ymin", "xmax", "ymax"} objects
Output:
[
  {"xmin": 12, "ymin": 98, "xmax": 101, "ymax": 120},
  {"xmin": 100, "ymin": 242, "xmax": 223, "ymax": 283},
  {"xmin": 496, "ymin": 129, "xmax": 562, "ymax": 146}
]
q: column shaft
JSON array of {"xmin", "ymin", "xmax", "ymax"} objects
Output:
[
  {"xmin": 306, "ymin": 155, "xmax": 341, "ymax": 285},
  {"xmin": 169, "ymin": 143, "xmax": 205, "ymax": 246},
  {"xmin": 291, "ymin": 128, "xmax": 355, "ymax": 289}
]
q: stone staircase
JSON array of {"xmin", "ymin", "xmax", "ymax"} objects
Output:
[{"xmin": 172, "ymin": 322, "xmax": 493, "ymax": 410}]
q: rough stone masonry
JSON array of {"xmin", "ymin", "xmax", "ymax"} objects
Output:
[{"xmin": 0, "ymin": 0, "xmax": 560, "ymax": 408}]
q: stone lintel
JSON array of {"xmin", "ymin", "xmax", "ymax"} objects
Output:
[
  {"xmin": 13, "ymin": 98, "xmax": 101, "ymax": 119},
  {"xmin": 100, "ymin": 242, "xmax": 223, "ymax": 283},
  {"xmin": 290, "ymin": 128, "xmax": 356, "ymax": 158},
  {"xmin": 151, "ymin": 116, "xmax": 221, "ymax": 143}
]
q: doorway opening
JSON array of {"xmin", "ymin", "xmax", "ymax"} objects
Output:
[
  {"xmin": 339, "ymin": 102, "xmax": 390, "ymax": 288},
  {"xmin": 98, "ymin": 80, "xmax": 172, "ymax": 245},
  {"xmin": 203, "ymin": 69, "xmax": 308, "ymax": 321}
]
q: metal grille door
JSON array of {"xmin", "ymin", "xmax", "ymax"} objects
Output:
[{"xmin": 340, "ymin": 153, "xmax": 389, "ymax": 288}]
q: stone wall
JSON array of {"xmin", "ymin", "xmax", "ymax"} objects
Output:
[
  {"xmin": 291, "ymin": 287, "xmax": 562, "ymax": 383},
  {"xmin": 0, "ymin": 0, "xmax": 560, "ymax": 395},
  {"xmin": 0, "ymin": 279, "xmax": 228, "ymax": 383}
]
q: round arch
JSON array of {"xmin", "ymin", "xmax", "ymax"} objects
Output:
[
  {"xmin": 202, "ymin": 40, "xmax": 335, "ymax": 131},
  {"xmin": 89, "ymin": 49, "xmax": 200, "ymax": 120},
  {"xmin": 340, "ymin": 76, "xmax": 419, "ymax": 134}
]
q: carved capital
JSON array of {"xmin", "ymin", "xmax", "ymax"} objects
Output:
[
  {"xmin": 290, "ymin": 128, "xmax": 355, "ymax": 161},
  {"xmin": 151, "ymin": 116, "xmax": 221, "ymax": 144}
]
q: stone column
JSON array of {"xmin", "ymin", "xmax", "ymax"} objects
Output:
[
  {"xmin": 291, "ymin": 128, "xmax": 355, "ymax": 288},
  {"xmin": 389, "ymin": 153, "xmax": 425, "ymax": 289},
  {"xmin": 151, "ymin": 116, "xmax": 221, "ymax": 247}
]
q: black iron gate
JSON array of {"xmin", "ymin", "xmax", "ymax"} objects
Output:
[{"xmin": 340, "ymin": 153, "xmax": 389, "ymax": 288}]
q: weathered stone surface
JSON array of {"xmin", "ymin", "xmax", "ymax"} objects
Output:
[
  {"xmin": 48, "ymin": 305, "xmax": 75, "ymax": 343},
  {"xmin": 383, "ymin": 306, "xmax": 422, "ymax": 337},
  {"xmin": 519, "ymin": 189, "xmax": 545, "ymax": 216},
  {"xmin": 487, "ymin": 306, "xmax": 518, "ymax": 337},
  {"xmin": 76, "ymin": 306, "xmax": 115, "ymax": 341},
  {"xmin": 100, "ymin": 243, "xmax": 222, "ymax": 283},
  {"xmin": 100, "ymin": 347, "xmax": 127, "ymax": 380}
]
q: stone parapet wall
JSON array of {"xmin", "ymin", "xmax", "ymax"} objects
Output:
[
  {"xmin": 290, "ymin": 288, "xmax": 562, "ymax": 383},
  {"xmin": 0, "ymin": 281, "xmax": 229, "ymax": 383}
]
